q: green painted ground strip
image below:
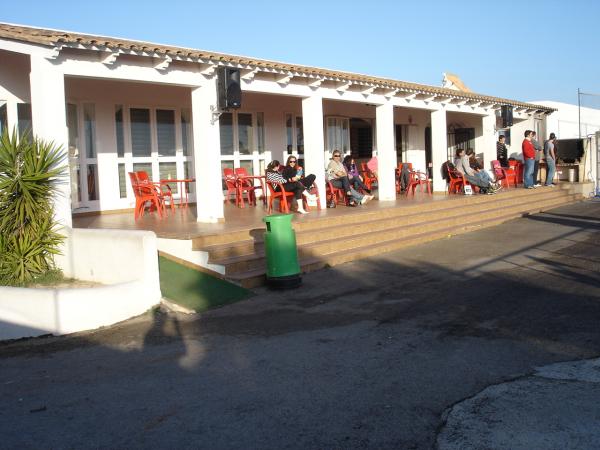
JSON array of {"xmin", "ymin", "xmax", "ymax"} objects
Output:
[{"xmin": 159, "ymin": 256, "xmax": 252, "ymax": 312}]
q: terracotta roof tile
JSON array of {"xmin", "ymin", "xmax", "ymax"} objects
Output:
[{"xmin": 0, "ymin": 23, "xmax": 554, "ymax": 112}]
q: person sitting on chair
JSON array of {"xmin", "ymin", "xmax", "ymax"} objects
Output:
[
  {"xmin": 342, "ymin": 155, "xmax": 370, "ymax": 193},
  {"xmin": 327, "ymin": 151, "xmax": 373, "ymax": 206},
  {"xmin": 281, "ymin": 155, "xmax": 317, "ymax": 193},
  {"xmin": 454, "ymin": 148, "xmax": 497, "ymax": 194},
  {"xmin": 266, "ymin": 160, "xmax": 317, "ymax": 214},
  {"xmin": 466, "ymin": 148, "xmax": 500, "ymax": 190},
  {"xmin": 367, "ymin": 153, "xmax": 379, "ymax": 178},
  {"xmin": 398, "ymin": 163, "xmax": 411, "ymax": 192}
]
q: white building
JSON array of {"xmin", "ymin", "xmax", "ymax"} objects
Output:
[
  {"xmin": 533, "ymin": 101, "xmax": 599, "ymax": 188},
  {"xmin": 0, "ymin": 22, "xmax": 556, "ymax": 227},
  {"xmin": 536, "ymin": 101, "xmax": 600, "ymax": 139}
]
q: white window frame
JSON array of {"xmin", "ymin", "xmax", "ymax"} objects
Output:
[
  {"xmin": 66, "ymin": 101, "xmax": 99, "ymax": 211},
  {"xmin": 325, "ymin": 116, "xmax": 351, "ymax": 160},
  {"xmin": 284, "ymin": 112, "xmax": 304, "ymax": 162},
  {"xmin": 117, "ymin": 105, "xmax": 195, "ymax": 204},
  {"xmin": 219, "ymin": 110, "xmax": 270, "ymax": 178}
]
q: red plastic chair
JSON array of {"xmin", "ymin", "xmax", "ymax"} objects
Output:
[
  {"xmin": 234, "ymin": 167, "xmax": 257, "ymax": 208},
  {"xmin": 360, "ymin": 162, "xmax": 378, "ymax": 191},
  {"xmin": 406, "ymin": 170, "xmax": 432, "ymax": 196},
  {"xmin": 492, "ymin": 160, "xmax": 517, "ymax": 188},
  {"xmin": 223, "ymin": 168, "xmax": 240, "ymax": 206},
  {"xmin": 446, "ymin": 164, "xmax": 466, "ymax": 194},
  {"xmin": 135, "ymin": 170, "xmax": 174, "ymax": 211},
  {"xmin": 128, "ymin": 172, "xmax": 165, "ymax": 220},
  {"xmin": 508, "ymin": 160, "xmax": 523, "ymax": 185},
  {"xmin": 325, "ymin": 179, "xmax": 350, "ymax": 206},
  {"xmin": 396, "ymin": 163, "xmax": 413, "ymax": 193},
  {"xmin": 266, "ymin": 180, "xmax": 309, "ymax": 213}
]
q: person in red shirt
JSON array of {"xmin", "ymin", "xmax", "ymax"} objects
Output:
[{"xmin": 522, "ymin": 130, "xmax": 536, "ymax": 189}]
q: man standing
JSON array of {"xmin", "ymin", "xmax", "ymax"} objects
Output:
[
  {"xmin": 531, "ymin": 131, "xmax": 543, "ymax": 187},
  {"xmin": 522, "ymin": 130, "xmax": 536, "ymax": 189},
  {"xmin": 544, "ymin": 133, "xmax": 557, "ymax": 187},
  {"xmin": 497, "ymin": 135, "xmax": 508, "ymax": 167}
]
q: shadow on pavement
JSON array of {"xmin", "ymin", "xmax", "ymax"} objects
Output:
[{"xmin": 0, "ymin": 201, "xmax": 599, "ymax": 448}]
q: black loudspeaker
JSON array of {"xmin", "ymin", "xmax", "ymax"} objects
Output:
[
  {"xmin": 501, "ymin": 105, "xmax": 513, "ymax": 128},
  {"xmin": 217, "ymin": 67, "xmax": 242, "ymax": 110}
]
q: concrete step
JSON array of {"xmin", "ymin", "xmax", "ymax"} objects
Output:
[
  {"xmin": 227, "ymin": 194, "xmax": 580, "ymax": 288},
  {"xmin": 191, "ymin": 228, "xmax": 262, "ymax": 249},
  {"xmin": 201, "ymin": 239, "xmax": 264, "ymax": 260},
  {"xmin": 308, "ymin": 195, "xmax": 581, "ymax": 267},
  {"xmin": 294, "ymin": 189, "xmax": 571, "ymax": 245},
  {"xmin": 214, "ymin": 192, "xmax": 579, "ymax": 277},
  {"xmin": 191, "ymin": 187, "xmax": 553, "ymax": 248},
  {"xmin": 211, "ymin": 190, "xmax": 575, "ymax": 273},
  {"xmin": 202, "ymin": 188, "xmax": 571, "ymax": 259},
  {"xmin": 292, "ymin": 187, "xmax": 542, "ymax": 233}
]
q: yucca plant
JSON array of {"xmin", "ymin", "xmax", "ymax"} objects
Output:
[{"xmin": 0, "ymin": 129, "xmax": 67, "ymax": 286}]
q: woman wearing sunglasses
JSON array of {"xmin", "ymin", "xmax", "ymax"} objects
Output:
[
  {"xmin": 327, "ymin": 151, "xmax": 373, "ymax": 206},
  {"xmin": 282, "ymin": 155, "xmax": 317, "ymax": 192},
  {"xmin": 266, "ymin": 160, "xmax": 317, "ymax": 214}
]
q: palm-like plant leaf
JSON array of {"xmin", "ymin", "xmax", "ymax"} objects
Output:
[{"xmin": 0, "ymin": 128, "xmax": 67, "ymax": 286}]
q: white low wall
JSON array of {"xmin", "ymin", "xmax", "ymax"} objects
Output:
[
  {"xmin": 0, "ymin": 228, "xmax": 162, "ymax": 341},
  {"xmin": 157, "ymin": 237, "xmax": 224, "ymax": 274}
]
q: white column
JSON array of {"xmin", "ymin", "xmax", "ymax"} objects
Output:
[
  {"xmin": 375, "ymin": 103, "xmax": 396, "ymax": 201},
  {"xmin": 430, "ymin": 108, "xmax": 448, "ymax": 193},
  {"xmin": 479, "ymin": 113, "xmax": 497, "ymax": 173},
  {"xmin": 301, "ymin": 95, "xmax": 326, "ymax": 209},
  {"xmin": 6, "ymin": 101, "xmax": 18, "ymax": 133},
  {"xmin": 191, "ymin": 79, "xmax": 225, "ymax": 222},
  {"xmin": 29, "ymin": 55, "xmax": 72, "ymax": 229}
]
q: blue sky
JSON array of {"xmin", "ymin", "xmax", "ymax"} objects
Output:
[{"xmin": 2, "ymin": 0, "xmax": 599, "ymax": 105}]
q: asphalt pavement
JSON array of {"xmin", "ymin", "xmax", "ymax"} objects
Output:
[{"xmin": 1, "ymin": 199, "xmax": 599, "ymax": 449}]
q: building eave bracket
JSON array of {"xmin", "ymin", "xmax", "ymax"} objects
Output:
[
  {"xmin": 241, "ymin": 68, "xmax": 259, "ymax": 82},
  {"xmin": 336, "ymin": 81, "xmax": 352, "ymax": 93},
  {"xmin": 276, "ymin": 74, "xmax": 293, "ymax": 86},
  {"xmin": 101, "ymin": 49, "xmax": 120, "ymax": 65},
  {"xmin": 308, "ymin": 78, "xmax": 323, "ymax": 90},
  {"xmin": 154, "ymin": 55, "xmax": 172, "ymax": 71},
  {"xmin": 200, "ymin": 63, "xmax": 217, "ymax": 78},
  {"xmin": 47, "ymin": 43, "xmax": 65, "ymax": 59}
]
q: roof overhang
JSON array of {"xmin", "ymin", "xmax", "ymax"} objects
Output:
[{"xmin": 0, "ymin": 22, "xmax": 556, "ymax": 114}]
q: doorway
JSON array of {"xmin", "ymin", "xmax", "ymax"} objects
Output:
[{"xmin": 350, "ymin": 118, "xmax": 373, "ymax": 159}]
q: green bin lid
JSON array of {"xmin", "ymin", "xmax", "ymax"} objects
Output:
[{"xmin": 263, "ymin": 213, "xmax": 293, "ymax": 224}]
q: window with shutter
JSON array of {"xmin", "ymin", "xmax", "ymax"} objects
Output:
[
  {"xmin": 17, "ymin": 103, "xmax": 32, "ymax": 139},
  {"xmin": 0, "ymin": 101, "xmax": 7, "ymax": 134},
  {"xmin": 130, "ymin": 108, "xmax": 151, "ymax": 157},
  {"xmin": 115, "ymin": 105, "xmax": 125, "ymax": 157},
  {"xmin": 156, "ymin": 109, "xmax": 175, "ymax": 156},
  {"xmin": 84, "ymin": 103, "xmax": 96, "ymax": 158}
]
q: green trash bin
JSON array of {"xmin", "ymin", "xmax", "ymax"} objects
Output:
[{"xmin": 263, "ymin": 213, "xmax": 301, "ymax": 289}]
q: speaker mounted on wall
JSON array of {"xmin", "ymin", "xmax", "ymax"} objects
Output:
[
  {"xmin": 217, "ymin": 67, "xmax": 242, "ymax": 110},
  {"xmin": 500, "ymin": 105, "xmax": 513, "ymax": 128}
]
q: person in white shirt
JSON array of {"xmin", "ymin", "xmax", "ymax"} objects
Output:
[{"xmin": 326, "ymin": 151, "xmax": 373, "ymax": 206}]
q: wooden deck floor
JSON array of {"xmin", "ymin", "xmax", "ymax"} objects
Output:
[{"xmin": 73, "ymin": 192, "xmax": 456, "ymax": 240}]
